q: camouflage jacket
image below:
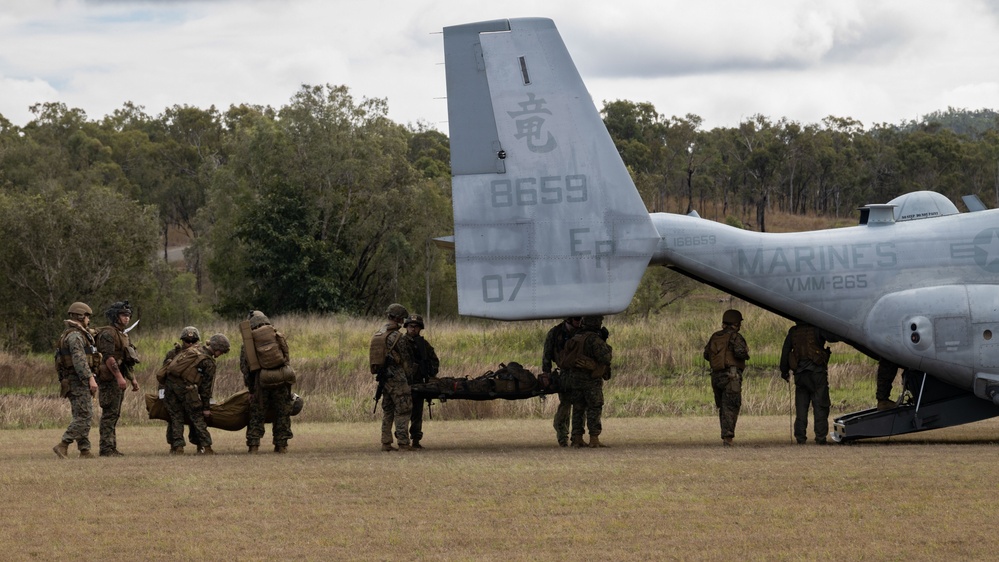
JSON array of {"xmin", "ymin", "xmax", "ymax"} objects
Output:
[
  {"xmin": 541, "ymin": 321, "xmax": 574, "ymax": 373},
  {"xmin": 96, "ymin": 325, "xmax": 136, "ymax": 382}
]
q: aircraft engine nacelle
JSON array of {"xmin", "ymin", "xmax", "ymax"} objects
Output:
[{"xmin": 865, "ymin": 286, "xmax": 976, "ymax": 389}]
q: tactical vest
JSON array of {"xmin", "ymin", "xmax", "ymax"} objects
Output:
[
  {"xmin": 369, "ymin": 323, "xmax": 401, "ymax": 374},
  {"xmin": 251, "ymin": 324, "xmax": 286, "ymax": 369},
  {"xmin": 165, "ymin": 346, "xmax": 209, "ymax": 384},
  {"xmin": 96, "ymin": 326, "xmax": 130, "ymax": 380},
  {"xmin": 55, "ymin": 323, "xmax": 100, "ymax": 378},
  {"xmin": 790, "ymin": 325, "xmax": 829, "ymax": 367},
  {"xmin": 706, "ymin": 329, "xmax": 744, "ymax": 371}
]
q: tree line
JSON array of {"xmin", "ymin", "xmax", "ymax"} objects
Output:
[{"xmin": 0, "ymin": 83, "xmax": 996, "ymax": 351}]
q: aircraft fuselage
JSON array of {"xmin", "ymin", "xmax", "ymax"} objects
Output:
[{"xmin": 650, "ymin": 208, "xmax": 999, "ymax": 398}]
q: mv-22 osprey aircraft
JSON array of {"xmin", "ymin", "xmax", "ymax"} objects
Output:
[{"xmin": 440, "ymin": 17, "xmax": 999, "ymax": 442}]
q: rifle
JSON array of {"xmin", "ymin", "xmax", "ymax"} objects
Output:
[{"xmin": 372, "ymin": 369, "xmax": 387, "ymax": 413}]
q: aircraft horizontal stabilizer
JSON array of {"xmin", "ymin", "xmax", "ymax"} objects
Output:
[{"xmin": 443, "ymin": 18, "xmax": 660, "ymax": 320}]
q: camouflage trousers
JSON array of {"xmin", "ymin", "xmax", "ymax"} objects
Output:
[
  {"xmin": 568, "ymin": 377, "xmax": 603, "ymax": 438},
  {"xmin": 381, "ymin": 374, "xmax": 412, "ymax": 447},
  {"xmin": 711, "ymin": 369, "xmax": 742, "ymax": 439},
  {"xmin": 60, "ymin": 378, "xmax": 93, "ymax": 451},
  {"xmin": 247, "ymin": 383, "xmax": 293, "ymax": 447},
  {"xmin": 163, "ymin": 378, "xmax": 212, "ymax": 449},
  {"xmin": 98, "ymin": 379, "xmax": 125, "ymax": 454},
  {"xmin": 160, "ymin": 385, "xmax": 199, "ymax": 446},
  {"xmin": 553, "ymin": 390, "xmax": 572, "ymax": 445},
  {"xmin": 793, "ymin": 368, "xmax": 831, "ymax": 442}
]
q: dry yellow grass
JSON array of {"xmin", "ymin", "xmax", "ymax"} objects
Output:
[
  {"xmin": 2, "ymin": 416, "xmax": 998, "ymax": 561},
  {"xmin": 1, "ymin": 303, "xmax": 885, "ymax": 430}
]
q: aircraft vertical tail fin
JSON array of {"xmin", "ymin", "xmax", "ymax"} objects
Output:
[{"xmin": 443, "ymin": 18, "xmax": 660, "ymax": 320}]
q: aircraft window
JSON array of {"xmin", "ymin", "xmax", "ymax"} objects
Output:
[{"xmin": 985, "ymin": 330, "xmax": 993, "ymax": 341}]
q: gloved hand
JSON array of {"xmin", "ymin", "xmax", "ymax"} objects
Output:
[
  {"xmin": 781, "ymin": 371, "xmax": 790, "ymax": 381},
  {"xmin": 575, "ymin": 356, "xmax": 598, "ymax": 371}
]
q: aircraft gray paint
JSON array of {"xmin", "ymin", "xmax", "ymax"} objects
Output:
[{"xmin": 442, "ymin": 17, "xmax": 999, "ymax": 440}]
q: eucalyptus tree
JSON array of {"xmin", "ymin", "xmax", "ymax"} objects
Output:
[
  {"xmin": 0, "ymin": 186, "xmax": 158, "ymax": 350},
  {"xmin": 206, "ymin": 85, "xmax": 450, "ymax": 316},
  {"xmin": 730, "ymin": 115, "xmax": 790, "ymax": 232}
]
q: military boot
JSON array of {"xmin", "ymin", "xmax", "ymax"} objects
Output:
[
  {"xmin": 248, "ymin": 445, "xmax": 259, "ymax": 454},
  {"xmin": 411, "ymin": 440, "xmax": 423, "ymax": 449},
  {"xmin": 274, "ymin": 445, "xmax": 288, "ymax": 454},
  {"xmin": 100, "ymin": 449, "xmax": 124, "ymax": 457},
  {"xmin": 588, "ymin": 435, "xmax": 608, "ymax": 448},
  {"xmin": 570, "ymin": 435, "xmax": 588, "ymax": 448},
  {"xmin": 877, "ymin": 399, "xmax": 897, "ymax": 411},
  {"xmin": 199, "ymin": 446, "xmax": 215, "ymax": 455},
  {"xmin": 381, "ymin": 443, "xmax": 397, "ymax": 452},
  {"xmin": 398, "ymin": 444, "xmax": 413, "ymax": 451},
  {"xmin": 170, "ymin": 446, "xmax": 185, "ymax": 455},
  {"xmin": 79, "ymin": 450, "xmax": 94, "ymax": 459},
  {"xmin": 53, "ymin": 441, "xmax": 69, "ymax": 459},
  {"xmin": 722, "ymin": 437, "xmax": 733, "ymax": 446}
]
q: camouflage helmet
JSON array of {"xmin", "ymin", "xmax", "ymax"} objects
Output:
[
  {"xmin": 290, "ymin": 392, "xmax": 304, "ymax": 416},
  {"xmin": 207, "ymin": 333, "xmax": 231, "ymax": 354},
  {"xmin": 104, "ymin": 300, "xmax": 132, "ymax": 325},
  {"xmin": 386, "ymin": 303, "xmax": 409, "ymax": 321},
  {"xmin": 179, "ymin": 326, "xmax": 201, "ymax": 343},
  {"xmin": 581, "ymin": 315, "xmax": 604, "ymax": 328},
  {"xmin": 404, "ymin": 314, "xmax": 425, "ymax": 328},
  {"xmin": 67, "ymin": 302, "xmax": 92, "ymax": 317},
  {"xmin": 247, "ymin": 310, "xmax": 271, "ymax": 329},
  {"xmin": 722, "ymin": 309, "xmax": 743, "ymax": 325}
]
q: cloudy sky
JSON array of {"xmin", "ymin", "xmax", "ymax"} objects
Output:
[{"xmin": 2, "ymin": 0, "xmax": 998, "ymax": 134}]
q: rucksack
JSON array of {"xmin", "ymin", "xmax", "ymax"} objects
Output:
[
  {"xmin": 490, "ymin": 362, "xmax": 539, "ymax": 393},
  {"xmin": 156, "ymin": 345, "xmax": 206, "ymax": 384},
  {"xmin": 251, "ymin": 324, "xmax": 286, "ymax": 369}
]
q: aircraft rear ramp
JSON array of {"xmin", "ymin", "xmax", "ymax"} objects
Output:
[{"xmin": 832, "ymin": 372, "xmax": 999, "ymax": 442}]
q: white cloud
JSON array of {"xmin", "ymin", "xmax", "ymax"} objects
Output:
[{"xmin": 1, "ymin": 0, "xmax": 997, "ymax": 132}]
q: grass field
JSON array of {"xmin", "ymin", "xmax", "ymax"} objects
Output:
[
  {"xmin": 3, "ymin": 416, "xmax": 998, "ymax": 561},
  {"xmin": 0, "ymin": 302, "xmax": 886, "ymax": 429}
]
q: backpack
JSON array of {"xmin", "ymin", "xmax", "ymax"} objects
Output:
[
  {"xmin": 251, "ymin": 324, "xmax": 286, "ymax": 369},
  {"xmin": 490, "ymin": 362, "xmax": 539, "ymax": 393},
  {"xmin": 156, "ymin": 345, "xmax": 206, "ymax": 384}
]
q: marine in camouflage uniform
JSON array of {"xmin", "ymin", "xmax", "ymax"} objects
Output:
[
  {"xmin": 780, "ymin": 322, "xmax": 839, "ymax": 444},
  {"xmin": 163, "ymin": 334, "xmax": 230, "ymax": 455},
  {"xmin": 402, "ymin": 314, "xmax": 439, "ymax": 449},
  {"xmin": 371, "ymin": 303, "xmax": 416, "ymax": 451},
  {"xmin": 95, "ymin": 301, "xmax": 140, "ymax": 457},
  {"xmin": 565, "ymin": 315, "xmax": 613, "ymax": 448},
  {"xmin": 53, "ymin": 302, "xmax": 100, "ymax": 459},
  {"xmin": 240, "ymin": 311, "xmax": 293, "ymax": 454},
  {"xmin": 162, "ymin": 326, "xmax": 202, "ymax": 450},
  {"xmin": 703, "ymin": 309, "xmax": 750, "ymax": 446},
  {"xmin": 542, "ymin": 317, "xmax": 580, "ymax": 447}
]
